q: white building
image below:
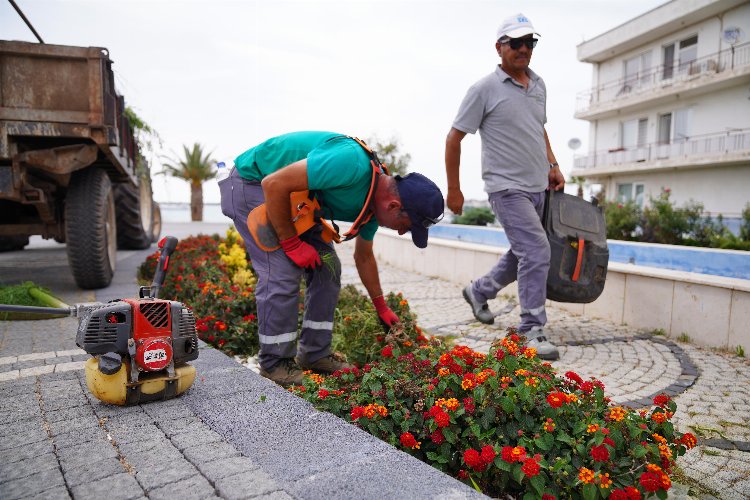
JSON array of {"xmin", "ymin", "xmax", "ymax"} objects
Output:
[{"xmin": 571, "ymin": 0, "xmax": 750, "ymax": 229}]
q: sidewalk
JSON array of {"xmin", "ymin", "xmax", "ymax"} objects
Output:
[{"xmin": 1, "ymin": 221, "xmax": 749, "ymax": 499}]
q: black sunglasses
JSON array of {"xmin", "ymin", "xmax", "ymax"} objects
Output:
[
  {"xmin": 502, "ymin": 38, "xmax": 538, "ymax": 50},
  {"xmin": 419, "ymin": 212, "xmax": 444, "ymax": 228}
]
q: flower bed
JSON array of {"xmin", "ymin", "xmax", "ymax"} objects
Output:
[{"xmin": 139, "ymin": 232, "xmax": 695, "ymax": 499}]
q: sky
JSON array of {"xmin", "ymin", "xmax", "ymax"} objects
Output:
[{"xmin": 1, "ymin": 0, "xmax": 667, "ymax": 205}]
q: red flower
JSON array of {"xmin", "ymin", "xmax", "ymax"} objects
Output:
[
  {"xmin": 542, "ymin": 495, "xmax": 556, "ymax": 500},
  {"xmin": 317, "ymin": 389, "xmax": 329, "ymax": 399},
  {"xmin": 463, "ymin": 397, "xmax": 475, "ymax": 415},
  {"xmin": 579, "ymin": 381, "xmax": 594, "ymax": 393},
  {"xmin": 494, "ymin": 349, "xmax": 505, "ymax": 361},
  {"xmin": 501, "ymin": 446, "xmax": 526, "ymax": 463},
  {"xmin": 350, "ymin": 406, "xmax": 364, "ymax": 421},
  {"xmin": 639, "ymin": 471, "xmax": 662, "ymax": 492},
  {"xmin": 653, "ymin": 394, "xmax": 671, "ymax": 407},
  {"xmin": 521, "ymin": 457, "xmax": 541, "ymax": 477},
  {"xmin": 611, "ymin": 486, "xmax": 642, "ymax": 499},
  {"xmin": 603, "ymin": 437, "xmax": 616, "ymax": 447},
  {"xmin": 457, "ymin": 470, "xmax": 469, "ymax": 480},
  {"xmin": 565, "ymin": 371, "xmax": 583, "ymax": 384},
  {"xmin": 463, "ymin": 449, "xmax": 485, "ymax": 472},
  {"xmin": 381, "ymin": 345, "xmax": 393, "ymax": 358},
  {"xmin": 681, "ymin": 432, "xmax": 697, "ymax": 449},
  {"xmin": 243, "ymin": 314, "xmax": 256, "ymax": 322},
  {"xmin": 218, "ymin": 339, "xmax": 226, "ymax": 347},
  {"xmin": 480, "ymin": 445, "xmax": 496, "ymax": 464},
  {"xmin": 591, "ymin": 444, "xmax": 610, "ymax": 462},
  {"xmin": 430, "ymin": 429, "xmax": 445, "ymax": 444},
  {"xmin": 434, "ymin": 411, "xmax": 450, "ymax": 428},
  {"xmin": 399, "ymin": 432, "xmax": 420, "ymax": 449},
  {"xmin": 546, "ymin": 392, "xmax": 566, "ymax": 408},
  {"xmin": 207, "ymin": 335, "xmax": 215, "ymax": 343}
]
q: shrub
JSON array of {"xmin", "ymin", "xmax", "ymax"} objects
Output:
[
  {"xmin": 741, "ymin": 203, "xmax": 750, "ymax": 242},
  {"xmin": 292, "ymin": 298, "xmax": 693, "ymax": 499},
  {"xmin": 603, "ymin": 201, "xmax": 641, "ymax": 240},
  {"xmin": 453, "ymin": 207, "xmax": 496, "ymax": 226}
]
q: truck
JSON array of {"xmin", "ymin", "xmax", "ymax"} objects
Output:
[{"xmin": 0, "ymin": 40, "xmax": 161, "ymax": 289}]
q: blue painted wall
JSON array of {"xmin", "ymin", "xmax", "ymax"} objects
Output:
[{"xmin": 430, "ymin": 225, "xmax": 750, "ymax": 280}]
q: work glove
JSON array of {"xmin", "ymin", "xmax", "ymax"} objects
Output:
[
  {"xmin": 280, "ymin": 235, "xmax": 321, "ymax": 269},
  {"xmin": 372, "ymin": 295, "xmax": 400, "ymax": 333}
]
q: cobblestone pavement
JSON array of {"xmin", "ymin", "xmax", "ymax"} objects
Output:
[{"xmin": 338, "ymin": 245, "xmax": 750, "ymax": 499}]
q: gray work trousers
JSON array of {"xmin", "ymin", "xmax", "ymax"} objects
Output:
[
  {"xmin": 471, "ymin": 189, "xmax": 550, "ymax": 332},
  {"xmin": 219, "ymin": 168, "xmax": 341, "ymax": 371}
]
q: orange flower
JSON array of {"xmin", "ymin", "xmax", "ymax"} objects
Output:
[
  {"xmin": 436, "ymin": 398, "xmax": 460, "ymax": 411},
  {"xmin": 524, "ymin": 377, "xmax": 539, "ymax": 387},
  {"xmin": 681, "ymin": 432, "xmax": 697, "ymax": 449},
  {"xmin": 500, "ymin": 376, "xmax": 512, "ymax": 385},
  {"xmin": 587, "ymin": 424, "xmax": 600, "ymax": 434},
  {"xmin": 399, "ymin": 299, "xmax": 408, "ymax": 306},
  {"xmin": 651, "ymin": 412, "xmax": 667, "ymax": 423},
  {"xmin": 438, "ymin": 367, "xmax": 450, "ymax": 377},
  {"xmin": 608, "ymin": 407, "xmax": 627, "ymax": 422},
  {"xmin": 578, "ymin": 467, "xmax": 595, "ymax": 484},
  {"xmin": 515, "ymin": 369, "xmax": 529, "ymax": 377},
  {"xmin": 543, "ymin": 418, "xmax": 556, "ymax": 432},
  {"xmin": 598, "ymin": 472, "xmax": 612, "ymax": 489},
  {"xmin": 523, "ymin": 347, "xmax": 537, "ymax": 359}
]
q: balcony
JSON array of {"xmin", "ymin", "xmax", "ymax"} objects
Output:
[
  {"xmin": 575, "ymin": 42, "xmax": 750, "ymax": 119},
  {"xmin": 571, "ymin": 128, "xmax": 750, "ymax": 176}
]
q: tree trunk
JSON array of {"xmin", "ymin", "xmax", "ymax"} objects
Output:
[
  {"xmin": 577, "ymin": 185, "xmax": 584, "ymax": 198},
  {"xmin": 190, "ymin": 181, "xmax": 203, "ymax": 221}
]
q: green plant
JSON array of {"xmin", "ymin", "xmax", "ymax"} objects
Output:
[
  {"xmin": 650, "ymin": 328, "xmax": 666, "ymax": 337},
  {"xmin": 160, "ymin": 143, "xmax": 216, "ymax": 221},
  {"xmin": 736, "ymin": 345, "xmax": 745, "ymax": 358},
  {"xmin": 740, "ymin": 203, "xmax": 750, "ymax": 242},
  {"xmin": 603, "ymin": 200, "xmax": 641, "ymax": 240},
  {"xmin": 677, "ymin": 333, "xmax": 691, "ymax": 343},
  {"xmin": 453, "ymin": 207, "xmax": 496, "ymax": 226},
  {"xmin": 292, "ymin": 301, "xmax": 694, "ymax": 498}
]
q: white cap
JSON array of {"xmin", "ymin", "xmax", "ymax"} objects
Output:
[{"xmin": 496, "ymin": 13, "xmax": 540, "ymax": 41}]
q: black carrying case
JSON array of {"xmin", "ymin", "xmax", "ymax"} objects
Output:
[{"xmin": 543, "ymin": 190, "xmax": 609, "ymax": 303}]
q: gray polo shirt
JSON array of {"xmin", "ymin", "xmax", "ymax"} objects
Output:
[{"xmin": 452, "ymin": 65, "xmax": 549, "ymax": 194}]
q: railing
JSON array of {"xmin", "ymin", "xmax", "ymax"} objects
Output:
[
  {"xmin": 573, "ymin": 128, "xmax": 750, "ymax": 170},
  {"xmin": 576, "ymin": 42, "xmax": 750, "ymax": 114}
]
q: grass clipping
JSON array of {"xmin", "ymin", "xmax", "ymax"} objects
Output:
[{"xmin": 0, "ymin": 281, "xmax": 68, "ymax": 320}]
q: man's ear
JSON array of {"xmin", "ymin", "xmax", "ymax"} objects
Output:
[{"xmin": 386, "ymin": 199, "xmax": 401, "ymax": 213}]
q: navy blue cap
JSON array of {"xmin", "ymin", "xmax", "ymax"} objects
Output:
[{"xmin": 395, "ymin": 173, "xmax": 445, "ymax": 248}]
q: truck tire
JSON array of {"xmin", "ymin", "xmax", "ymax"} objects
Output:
[
  {"xmin": 66, "ymin": 169, "xmax": 117, "ymax": 289},
  {"xmin": 151, "ymin": 201, "xmax": 162, "ymax": 243},
  {"xmin": 114, "ymin": 182, "xmax": 153, "ymax": 249},
  {"xmin": 0, "ymin": 235, "xmax": 29, "ymax": 251}
]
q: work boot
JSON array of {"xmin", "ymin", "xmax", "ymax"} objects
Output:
[
  {"xmin": 259, "ymin": 358, "xmax": 304, "ymax": 387},
  {"xmin": 522, "ymin": 326, "xmax": 560, "ymax": 361},
  {"xmin": 463, "ymin": 284, "xmax": 494, "ymax": 325},
  {"xmin": 295, "ymin": 352, "xmax": 353, "ymax": 374}
]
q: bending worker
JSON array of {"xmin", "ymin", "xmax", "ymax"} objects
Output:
[
  {"xmin": 445, "ymin": 13, "xmax": 565, "ymax": 360},
  {"xmin": 220, "ymin": 131, "xmax": 444, "ymax": 386}
]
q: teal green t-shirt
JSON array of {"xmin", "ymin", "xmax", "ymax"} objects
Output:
[{"xmin": 234, "ymin": 131, "xmax": 378, "ymax": 241}]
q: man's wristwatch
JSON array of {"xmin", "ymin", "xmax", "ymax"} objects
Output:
[{"xmin": 549, "ymin": 162, "xmax": 559, "ymax": 169}]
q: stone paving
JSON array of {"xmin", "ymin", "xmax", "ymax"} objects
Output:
[{"xmin": 337, "ymin": 244, "xmax": 750, "ymax": 499}]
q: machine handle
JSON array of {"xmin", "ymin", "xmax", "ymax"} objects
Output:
[{"xmin": 150, "ymin": 236, "xmax": 179, "ymax": 298}]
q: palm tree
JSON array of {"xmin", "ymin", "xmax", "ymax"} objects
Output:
[{"xmin": 160, "ymin": 143, "xmax": 215, "ymax": 221}]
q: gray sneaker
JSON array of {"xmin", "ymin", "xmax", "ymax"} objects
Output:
[
  {"xmin": 295, "ymin": 352, "xmax": 353, "ymax": 374},
  {"xmin": 259, "ymin": 358, "xmax": 304, "ymax": 387},
  {"xmin": 463, "ymin": 284, "xmax": 494, "ymax": 324},
  {"xmin": 523, "ymin": 327, "xmax": 560, "ymax": 361}
]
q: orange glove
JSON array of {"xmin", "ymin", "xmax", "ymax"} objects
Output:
[
  {"xmin": 280, "ymin": 235, "xmax": 321, "ymax": 269},
  {"xmin": 372, "ymin": 295, "xmax": 399, "ymax": 332}
]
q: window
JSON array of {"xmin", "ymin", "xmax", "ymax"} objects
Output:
[
  {"xmin": 616, "ymin": 183, "xmax": 645, "ymax": 207},
  {"xmin": 679, "ymin": 35, "xmax": 698, "ymax": 74},
  {"xmin": 621, "ymin": 118, "xmax": 648, "ymax": 148},
  {"xmin": 658, "ymin": 108, "xmax": 691, "ymax": 144},
  {"xmin": 622, "ymin": 51, "xmax": 652, "ymax": 92},
  {"xmin": 663, "ymin": 35, "xmax": 698, "ymax": 80}
]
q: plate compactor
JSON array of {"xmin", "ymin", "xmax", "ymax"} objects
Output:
[{"xmin": 0, "ymin": 236, "xmax": 199, "ymax": 405}]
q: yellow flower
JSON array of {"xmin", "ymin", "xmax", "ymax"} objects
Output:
[
  {"xmin": 608, "ymin": 406, "xmax": 627, "ymax": 422},
  {"xmin": 524, "ymin": 377, "xmax": 539, "ymax": 387},
  {"xmin": 587, "ymin": 424, "xmax": 600, "ymax": 434}
]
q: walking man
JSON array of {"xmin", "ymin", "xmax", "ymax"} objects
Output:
[
  {"xmin": 445, "ymin": 13, "xmax": 565, "ymax": 360},
  {"xmin": 221, "ymin": 131, "xmax": 444, "ymax": 385}
]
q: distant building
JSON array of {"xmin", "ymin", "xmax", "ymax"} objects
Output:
[{"xmin": 571, "ymin": 0, "xmax": 750, "ymax": 229}]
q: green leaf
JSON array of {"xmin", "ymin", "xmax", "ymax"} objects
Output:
[
  {"xmin": 529, "ymin": 474, "xmax": 546, "ymax": 496},
  {"xmin": 512, "ymin": 463, "xmax": 524, "ymax": 484},
  {"xmin": 494, "ymin": 458, "xmax": 512, "ymax": 472},
  {"xmin": 633, "ymin": 444, "xmax": 648, "ymax": 458},
  {"xmin": 582, "ymin": 482, "xmax": 598, "ymax": 500},
  {"xmin": 480, "ymin": 406, "xmax": 497, "ymax": 430},
  {"xmin": 442, "ymin": 427, "xmax": 457, "ymax": 443},
  {"xmin": 535, "ymin": 433, "xmax": 554, "ymax": 451},
  {"xmin": 501, "ymin": 396, "xmax": 515, "ymax": 414}
]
